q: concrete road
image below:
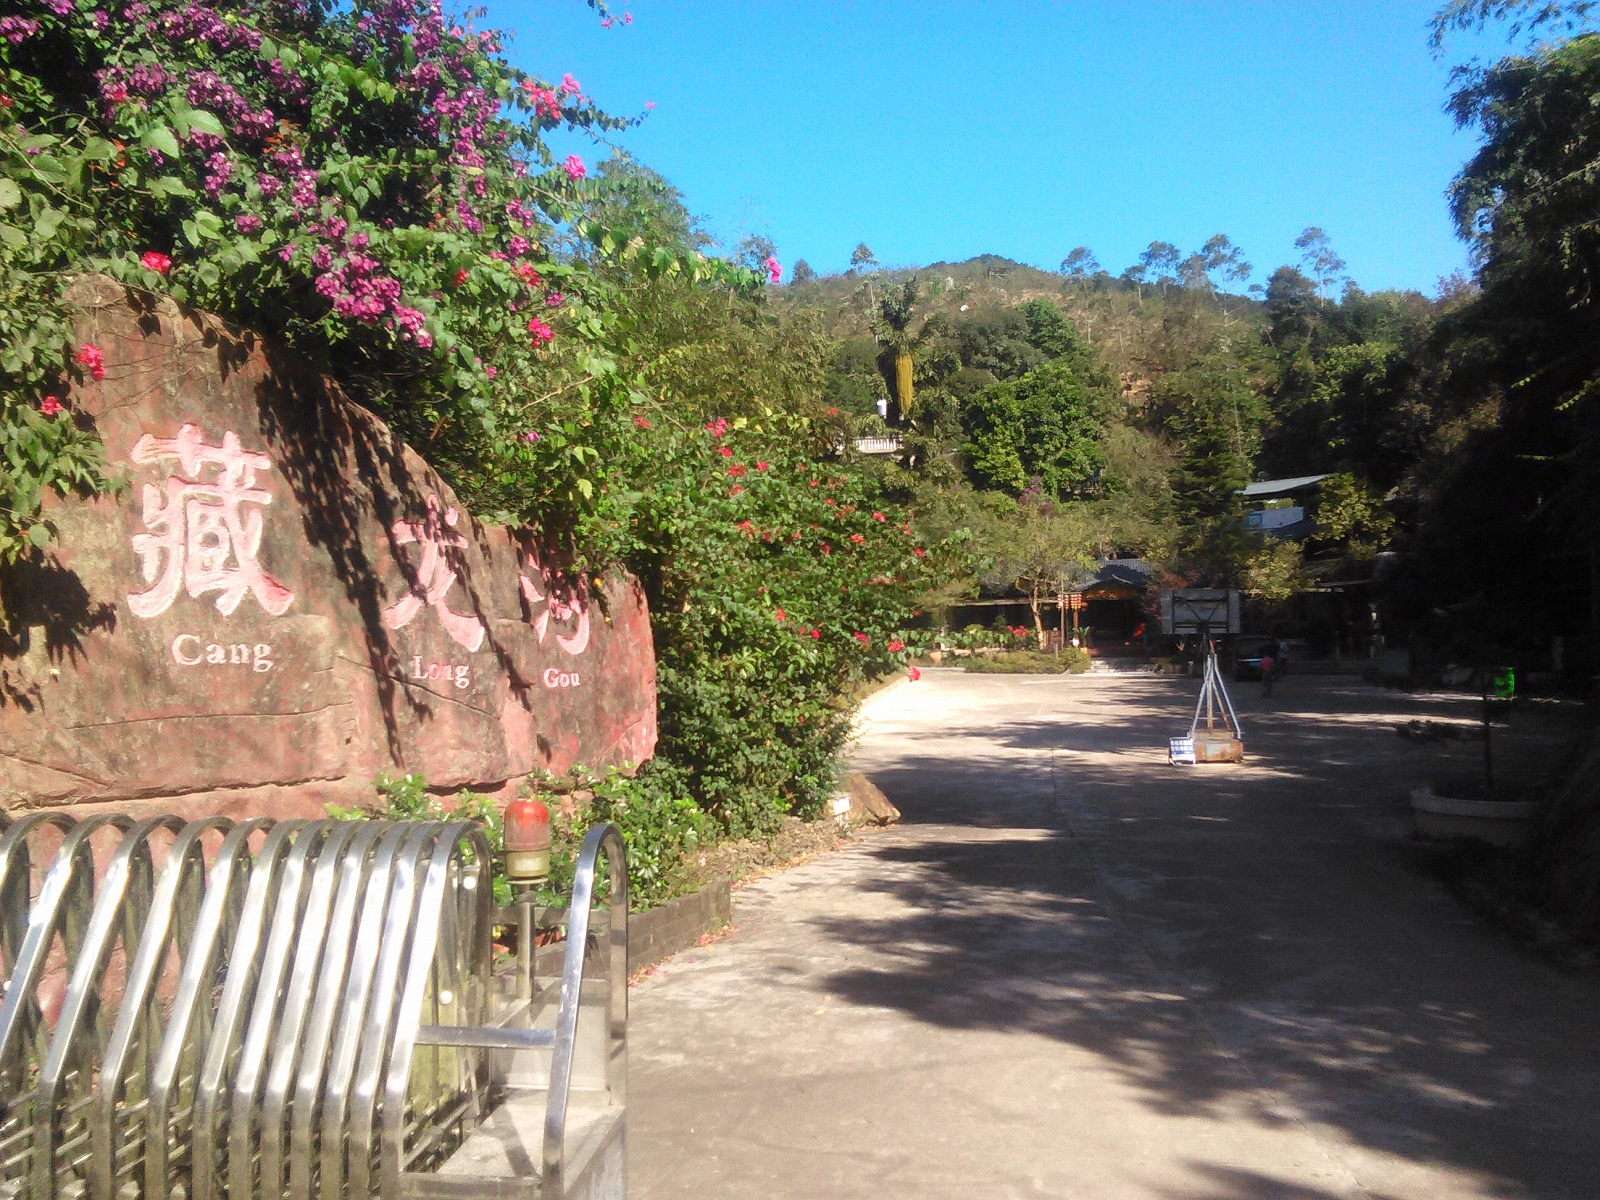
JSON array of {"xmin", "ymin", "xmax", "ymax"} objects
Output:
[{"xmin": 627, "ymin": 670, "xmax": 1600, "ymax": 1198}]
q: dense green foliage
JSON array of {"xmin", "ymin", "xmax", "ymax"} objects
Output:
[
  {"xmin": 622, "ymin": 416, "xmax": 944, "ymax": 835},
  {"xmin": 346, "ymin": 763, "xmax": 708, "ymax": 909},
  {"xmin": 961, "ymin": 360, "xmax": 1104, "ymax": 496},
  {"xmin": 1393, "ymin": 24, "xmax": 1600, "ymax": 655},
  {"xmin": 961, "ymin": 647, "xmax": 1092, "ymax": 674}
]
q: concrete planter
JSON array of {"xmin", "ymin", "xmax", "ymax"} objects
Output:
[
  {"xmin": 524, "ymin": 879, "xmax": 733, "ymax": 982},
  {"xmin": 627, "ymin": 879, "xmax": 732, "ymax": 972},
  {"xmin": 1410, "ymin": 786, "xmax": 1537, "ymax": 847}
]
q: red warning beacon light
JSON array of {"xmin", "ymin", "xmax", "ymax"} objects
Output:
[{"xmin": 503, "ymin": 796, "xmax": 551, "ymax": 886}]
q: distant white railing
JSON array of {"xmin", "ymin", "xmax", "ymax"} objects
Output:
[{"xmin": 851, "ymin": 436, "xmax": 903, "ymax": 456}]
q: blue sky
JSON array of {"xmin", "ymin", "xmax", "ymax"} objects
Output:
[{"xmin": 488, "ymin": 1, "xmax": 1512, "ymax": 294}]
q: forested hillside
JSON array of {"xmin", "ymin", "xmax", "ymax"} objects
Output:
[
  {"xmin": 761, "ymin": 167, "xmax": 1596, "ymax": 668},
  {"xmin": 755, "ymin": 240, "xmax": 1454, "ymax": 633}
]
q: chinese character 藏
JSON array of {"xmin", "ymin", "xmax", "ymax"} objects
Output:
[{"xmin": 127, "ymin": 423, "xmax": 295, "ymax": 619}]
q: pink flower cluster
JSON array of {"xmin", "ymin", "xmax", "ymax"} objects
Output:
[
  {"xmin": 187, "ymin": 70, "xmax": 250, "ymax": 123},
  {"xmin": 313, "ymin": 252, "xmax": 402, "ymax": 324},
  {"xmin": 76, "ymin": 344, "xmax": 106, "ymax": 382},
  {"xmin": 75, "ymin": 0, "xmax": 605, "ymax": 376},
  {"xmin": 520, "ymin": 80, "xmax": 563, "ymax": 120},
  {"xmin": 764, "ymin": 255, "xmax": 781, "ymax": 285},
  {"xmin": 126, "ymin": 63, "xmax": 170, "ymax": 95},
  {"xmin": 0, "ymin": 17, "xmax": 41, "ymax": 42},
  {"xmin": 97, "ymin": 63, "xmax": 169, "ymax": 109},
  {"xmin": 264, "ymin": 58, "xmax": 309, "ymax": 112},
  {"xmin": 203, "ymin": 151, "xmax": 233, "ymax": 197},
  {"xmin": 290, "ymin": 169, "xmax": 318, "ymax": 211},
  {"xmin": 153, "ymin": 2, "xmax": 261, "ymax": 53},
  {"xmin": 705, "ymin": 417, "xmax": 728, "ymax": 439},
  {"xmin": 262, "ymin": 146, "xmax": 319, "ymax": 213},
  {"xmin": 301, "ymin": 222, "xmax": 432, "ymax": 346},
  {"xmin": 180, "ymin": 67, "xmax": 276, "ymax": 143},
  {"xmin": 393, "ymin": 305, "xmax": 431, "ymax": 347},
  {"xmin": 233, "ymin": 108, "xmax": 276, "ymax": 140}
]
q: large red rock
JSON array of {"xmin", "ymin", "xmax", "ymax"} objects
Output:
[{"xmin": 0, "ymin": 278, "xmax": 656, "ymax": 819}]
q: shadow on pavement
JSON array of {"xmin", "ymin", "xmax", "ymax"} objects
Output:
[
  {"xmin": 1156, "ymin": 1164, "xmax": 1404, "ymax": 1200},
  {"xmin": 827, "ymin": 675, "xmax": 1600, "ymax": 1196}
]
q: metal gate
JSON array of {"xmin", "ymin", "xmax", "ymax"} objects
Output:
[{"xmin": 0, "ymin": 812, "xmax": 626, "ymax": 1200}]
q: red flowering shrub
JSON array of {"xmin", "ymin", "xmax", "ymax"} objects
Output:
[{"xmin": 623, "ymin": 416, "xmax": 949, "ymax": 834}]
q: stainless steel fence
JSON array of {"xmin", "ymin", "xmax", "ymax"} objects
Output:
[{"xmin": 0, "ymin": 812, "xmax": 626, "ymax": 1200}]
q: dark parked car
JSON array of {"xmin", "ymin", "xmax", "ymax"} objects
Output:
[{"xmin": 1234, "ymin": 636, "xmax": 1278, "ymax": 681}]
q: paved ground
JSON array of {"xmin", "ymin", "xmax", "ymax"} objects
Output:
[{"xmin": 627, "ymin": 669, "xmax": 1600, "ymax": 1199}]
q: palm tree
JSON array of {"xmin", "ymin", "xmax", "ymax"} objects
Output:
[{"xmin": 872, "ymin": 278, "xmax": 923, "ymax": 423}]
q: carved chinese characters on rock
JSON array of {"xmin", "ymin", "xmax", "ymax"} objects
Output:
[
  {"xmin": 520, "ymin": 550, "xmax": 589, "ymax": 687},
  {"xmin": 383, "ymin": 495, "xmax": 487, "ymax": 653},
  {"xmin": 127, "ymin": 424, "xmax": 295, "ymax": 618}
]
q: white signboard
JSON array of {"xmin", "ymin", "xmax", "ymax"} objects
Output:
[{"xmin": 1159, "ymin": 588, "xmax": 1240, "ymax": 635}]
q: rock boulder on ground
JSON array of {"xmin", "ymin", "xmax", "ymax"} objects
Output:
[{"xmin": 845, "ymin": 772, "xmax": 900, "ymax": 825}]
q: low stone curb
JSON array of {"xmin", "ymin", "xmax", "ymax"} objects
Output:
[
  {"xmin": 1410, "ymin": 786, "xmax": 1538, "ymax": 847},
  {"xmin": 627, "ymin": 879, "xmax": 732, "ymax": 973}
]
